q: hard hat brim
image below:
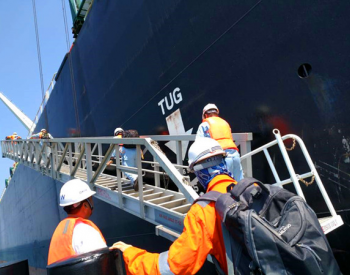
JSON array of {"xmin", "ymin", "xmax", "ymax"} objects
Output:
[
  {"xmin": 59, "ymin": 190, "xmax": 96, "ymax": 207},
  {"xmin": 189, "ymin": 150, "xmax": 226, "ymax": 171}
]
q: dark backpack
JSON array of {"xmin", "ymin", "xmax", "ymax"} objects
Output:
[
  {"xmin": 122, "ymin": 130, "xmax": 139, "ymax": 148},
  {"xmin": 195, "ymin": 177, "xmax": 341, "ymax": 275}
]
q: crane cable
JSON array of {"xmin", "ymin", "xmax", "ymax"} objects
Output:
[
  {"xmin": 31, "ymin": 0, "xmax": 49, "ymax": 131},
  {"xmin": 31, "ymin": 0, "xmax": 45, "ymax": 99}
]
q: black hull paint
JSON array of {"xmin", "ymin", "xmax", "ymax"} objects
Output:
[{"xmin": 1, "ymin": 0, "xmax": 349, "ymax": 273}]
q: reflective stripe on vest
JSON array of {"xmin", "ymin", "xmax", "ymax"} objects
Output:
[
  {"xmin": 47, "ymin": 217, "xmax": 106, "ymax": 265},
  {"xmin": 203, "ymin": 117, "xmax": 238, "ymax": 150}
]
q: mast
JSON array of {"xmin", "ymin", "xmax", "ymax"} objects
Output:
[{"xmin": 0, "ymin": 92, "xmax": 34, "ymax": 131}]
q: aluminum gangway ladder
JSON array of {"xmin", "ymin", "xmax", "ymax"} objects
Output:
[
  {"xmin": 0, "ymin": 133, "xmax": 251, "ymax": 241},
  {"xmin": 1, "ymin": 130, "xmax": 342, "ymax": 240}
]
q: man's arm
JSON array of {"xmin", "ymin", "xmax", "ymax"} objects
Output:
[
  {"xmin": 113, "ymin": 204, "xmax": 212, "ymax": 275},
  {"xmin": 196, "ymin": 122, "xmax": 211, "ymax": 138}
]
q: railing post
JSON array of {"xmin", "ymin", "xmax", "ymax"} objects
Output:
[
  {"xmin": 154, "ymin": 156, "xmax": 160, "ymax": 187},
  {"xmin": 175, "ymin": 141, "xmax": 183, "ymax": 174},
  {"xmin": 85, "ymin": 143, "xmax": 93, "ymax": 189},
  {"xmin": 237, "ymin": 133, "xmax": 253, "ymax": 178},
  {"xmin": 68, "ymin": 143, "xmax": 73, "ymax": 176},
  {"xmin": 98, "ymin": 143, "xmax": 102, "ymax": 163},
  {"xmin": 273, "ymin": 129, "xmax": 305, "ymax": 199},
  {"xmin": 263, "ymin": 148, "xmax": 281, "ymax": 185},
  {"xmin": 116, "ymin": 144, "xmax": 123, "ymax": 208},
  {"xmin": 50, "ymin": 142, "xmax": 57, "ymax": 179},
  {"xmin": 136, "ymin": 144, "xmax": 145, "ymax": 218}
]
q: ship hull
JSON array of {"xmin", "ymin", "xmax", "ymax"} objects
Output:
[{"xmin": 1, "ymin": 0, "xmax": 350, "ymax": 273}]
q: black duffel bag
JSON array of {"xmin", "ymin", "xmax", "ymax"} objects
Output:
[
  {"xmin": 0, "ymin": 259, "xmax": 29, "ymax": 275},
  {"xmin": 47, "ymin": 248, "xmax": 126, "ymax": 275}
]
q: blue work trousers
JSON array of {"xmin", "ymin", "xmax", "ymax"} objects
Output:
[
  {"xmin": 120, "ymin": 147, "xmax": 138, "ymax": 183},
  {"xmin": 225, "ymin": 149, "xmax": 244, "ymax": 181}
]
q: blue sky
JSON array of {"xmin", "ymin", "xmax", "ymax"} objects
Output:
[{"xmin": 0, "ymin": 1, "xmax": 72, "ymax": 196}]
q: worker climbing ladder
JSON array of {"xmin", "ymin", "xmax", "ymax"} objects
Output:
[{"xmin": 1, "ymin": 130, "xmax": 343, "ymax": 241}]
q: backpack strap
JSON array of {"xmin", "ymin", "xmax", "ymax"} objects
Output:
[
  {"xmin": 194, "ymin": 191, "xmax": 222, "ymax": 207},
  {"xmin": 230, "ymin": 177, "xmax": 269, "ymax": 199}
]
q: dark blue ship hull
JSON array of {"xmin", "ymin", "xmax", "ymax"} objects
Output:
[{"xmin": 1, "ymin": 0, "xmax": 350, "ymax": 273}]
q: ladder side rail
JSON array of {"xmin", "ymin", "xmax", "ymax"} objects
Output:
[
  {"xmin": 144, "ymin": 138, "xmax": 198, "ymax": 203},
  {"xmin": 263, "ymin": 148, "xmax": 282, "ymax": 184},
  {"xmin": 283, "ymin": 133, "xmax": 337, "ymax": 217},
  {"xmin": 90, "ymin": 144, "xmax": 115, "ymax": 185},
  {"xmin": 273, "ymin": 130, "xmax": 305, "ymax": 199},
  {"xmin": 57, "ymin": 143, "xmax": 69, "ymax": 172},
  {"xmin": 136, "ymin": 144, "xmax": 145, "ymax": 218}
]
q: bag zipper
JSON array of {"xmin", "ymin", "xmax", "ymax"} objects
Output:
[{"xmin": 297, "ymin": 243, "xmax": 323, "ymax": 273}]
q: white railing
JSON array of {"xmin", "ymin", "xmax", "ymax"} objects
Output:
[{"xmin": 240, "ymin": 129, "xmax": 343, "ymax": 234}]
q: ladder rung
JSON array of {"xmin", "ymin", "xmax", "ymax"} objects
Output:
[
  {"xmin": 159, "ymin": 198, "xmax": 186, "ymax": 208},
  {"xmin": 148, "ymin": 195, "xmax": 174, "ymax": 204},
  {"xmin": 130, "ymin": 189, "xmax": 154, "ymax": 197},
  {"xmin": 318, "ymin": 215, "xmax": 343, "ymax": 234},
  {"xmin": 171, "ymin": 204, "xmax": 191, "ymax": 214},
  {"xmin": 143, "ymin": 192, "xmax": 164, "ymax": 201}
]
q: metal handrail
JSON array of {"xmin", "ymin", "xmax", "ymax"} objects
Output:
[{"xmin": 241, "ymin": 129, "xmax": 337, "ymax": 218}]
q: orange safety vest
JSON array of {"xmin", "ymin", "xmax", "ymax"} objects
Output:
[
  {"xmin": 47, "ymin": 217, "xmax": 106, "ymax": 265},
  {"xmin": 203, "ymin": 117, "xmax": 238, "ymax": 150},
  {"xmin": 122, "ymin": 174, "xmax": 237, "ymax": 275}
]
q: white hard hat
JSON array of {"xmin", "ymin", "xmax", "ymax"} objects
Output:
[
  {"xmin": 59, "ymin": 179, "xmax": 96, "ymax": 207},
  {"xmin": 13, "ymin": 132, "xmax": 17, "ymax": 135},
  {"xmin": 41, "ymin": 129, "xmax": 46, "ymax": 132},
  {"xmin": 114, "ymin": 127, "xmax": 124, "ymax": 136},
  {"xmin": 188, "ymin": 138, "xmax": 226, "ymax": 171},
  {"xmin": 202, "ymin": 103, "xmax": 219, "ymax": 119}
]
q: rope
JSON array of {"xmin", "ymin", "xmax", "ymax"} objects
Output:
[
  {"xmin": 285, "ymin": 138, "xmax": 296, "ymax": 151},
  {"xmin": 31, "ymin": 0, "xmax": 45, "ymax": 99},
  {"xmin": 298, "ymin": 175, "xmax": 315, "ymax": 186}
]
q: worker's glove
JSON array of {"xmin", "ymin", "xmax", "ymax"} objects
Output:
[{"xmin": 110, "ymin": 241, "xmax": 132, "ymax": 252}]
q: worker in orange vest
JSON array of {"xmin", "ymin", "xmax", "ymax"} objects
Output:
[
  {"xmin": 30, "ymin": 128, "xmax": 53, "ymax": 139},
  {"xmin": 196, "ymin": 103, "xmax": 244, "ymax": 181},
  {"xmin": 5, "ymin": 132, "xmax": 21, "ymax": 140},
  {"xmin": 47, "ymin": 179, "xmax": 107, "ymax": 265},
  {"xmin": 110, "ymin": 138, "xmax": 237, "ymax": 274}
]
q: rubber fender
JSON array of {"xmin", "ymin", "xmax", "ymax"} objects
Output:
[
  {"xmin": 47, "ymin": 248, "xmax": 126, "ymax": 275},
  {"xmin": 0, "ymin": 259, "xmax": 29, "ymax": 275}
]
